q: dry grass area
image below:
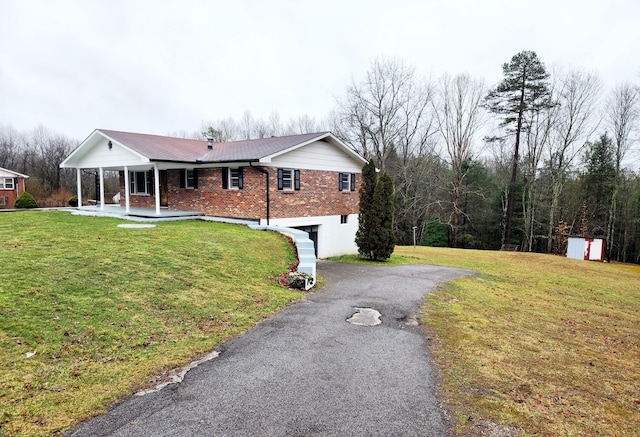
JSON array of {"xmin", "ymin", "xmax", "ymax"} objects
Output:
[{"xmin": 390, "ymin": 246, "xmax": 639, "ymax": 436}]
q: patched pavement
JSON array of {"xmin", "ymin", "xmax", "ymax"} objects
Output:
[{"xmin": 67, "ymin": 261, "xmax": 474, "ymax": 437}]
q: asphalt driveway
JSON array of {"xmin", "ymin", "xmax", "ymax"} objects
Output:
[{"xmin": 68, "ymin": 261, "xmax": 474, "ymax": 437}]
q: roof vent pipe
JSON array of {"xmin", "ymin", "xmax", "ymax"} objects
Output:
[{"xmin": 207, "ymin": 138, "xmax": 213, "ymax": 150}]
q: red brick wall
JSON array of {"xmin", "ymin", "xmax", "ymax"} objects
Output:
[
  {"xmin": 118, "ymin": 171, "xmax": 156, "ymax": 208},
  {"xmin": 119, "ymin": 167, "xmax": 359, "ymax": 219},
  {"xmin": 0, "ymin": 178, "xmax": 26, "ymax": 208}
]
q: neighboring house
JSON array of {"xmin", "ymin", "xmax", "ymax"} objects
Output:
[
  {"xmin": 0, "ymin": 167, "xmax": 29, "ymax": 209},
  {"xmin": 60, "ymin": 129, "xmax": 367, "ymax": 258}
]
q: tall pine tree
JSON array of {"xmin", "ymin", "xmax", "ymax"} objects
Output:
[{"xmin": 484, "ymin": 50, "xmax": 553, "ymax": 248}]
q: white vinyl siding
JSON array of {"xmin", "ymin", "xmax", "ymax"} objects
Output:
[
  {"xmin": 68, "ymin": 138, "xmax": 149, "ymax": 169},
  {"xmin": 270, "ymin": 140, "xmax": 363, "ymax": 172}
]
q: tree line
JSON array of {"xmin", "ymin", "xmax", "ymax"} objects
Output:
[
  {"xmin": 0, "ymin": 125, "xmax": 78, "ymax": 205},
  {"xmin": 331, "ymin": 53, "xmax": 639, "ymax": 263},
  {"xmin": 1, "ymin": 51, "xmax": 638, "ymax": 262}
]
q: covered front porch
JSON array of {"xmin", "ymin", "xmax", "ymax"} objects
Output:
[
  {"xmin": 72, "ymin": 204, "xmax": 203, "ymax": 221},
  {"xmin": 60, "ymin": 129, "xmax": 186, "ymax": 217}
]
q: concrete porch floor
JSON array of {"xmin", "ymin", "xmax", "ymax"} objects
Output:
[{"xmin": 72, "ymin": 205, "xmax": 204, "ymax": 221}]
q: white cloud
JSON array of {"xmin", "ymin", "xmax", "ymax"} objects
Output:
[{"xmin": 1, "ymin": 0, "xmax": 638, "ymax": 139}]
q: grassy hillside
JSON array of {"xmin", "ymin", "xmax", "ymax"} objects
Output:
[
  {"xmin": 0, "ymin": 211, "xmax": 302, "ymax": 436},
  {"xmin": 393, "ymin": 246, "xmax": 640, "ymax": 436}
]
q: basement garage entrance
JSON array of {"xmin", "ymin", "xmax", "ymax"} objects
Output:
[{"xmin": 293, "ymin": 225, "xmax": 318, "ymax": 257}]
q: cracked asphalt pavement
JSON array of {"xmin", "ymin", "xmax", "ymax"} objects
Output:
[{"xmin": 67, "ymin": 261, "xmax": 474, "ymax": 437}]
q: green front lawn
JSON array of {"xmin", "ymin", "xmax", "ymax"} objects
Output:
[{"xmin": 0, "ymin": 211, "xmax": 302, "ymax": 436}]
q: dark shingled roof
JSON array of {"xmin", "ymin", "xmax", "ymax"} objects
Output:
[{"xmin": 99, "ymin": 129, "xmax": 331, "ymax": 163}]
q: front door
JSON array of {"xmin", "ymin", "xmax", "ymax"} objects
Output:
[{"xmin": 159, "ymin": 170, "xmax": 168, "ymax": 207}]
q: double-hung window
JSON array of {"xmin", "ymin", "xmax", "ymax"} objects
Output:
[
  {"xmin": 338, "ymin": 173, "xmax": 356, "ymax": 192},
  {"xmin": 186, "ymin": 169, "xmax": 195, "ymax": 188},
  {"xmin": 180, "ymin": 169, "xmax": 198, "ymax": 189},
  {"xmin": 129, "ymin": 170, "xmax": 153, "ymax": 195},
  {"xmin": 230, "ymin": 168, "xmax": 241, "ymax": 189},
  {"xmin": 222, "ymin": 167, "xmax": 244, "ymax": 189},
  {"xmin": 0, "ymin": 178, "xmax": 14, "ymax": 190},
  {"xmin": 277, "ymin": 169, "xmax": 300, "ymax": 191}
]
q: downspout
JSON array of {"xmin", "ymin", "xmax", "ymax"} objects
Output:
[{"xmin": 250, "ymin": 163, "xmax": 270, "ymax": 225}]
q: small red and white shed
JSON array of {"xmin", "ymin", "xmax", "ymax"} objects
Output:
[{"xmin": 566, "ymin": 237, "xmax": 606, "ymax": 262}]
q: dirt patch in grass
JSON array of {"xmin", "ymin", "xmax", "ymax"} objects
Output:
[{"xmin": 0, "ymin": 211, "xmax": 303, "ymax": 436}]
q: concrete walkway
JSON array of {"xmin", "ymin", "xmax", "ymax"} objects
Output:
[{"xmin": 67, "ymin": 261, "xmax": 474, "ymax": 437}]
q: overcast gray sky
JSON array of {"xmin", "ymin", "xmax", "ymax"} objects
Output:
[{"xmin": 1, "ymin": 0, "xmax": 639, "ymax": 141}]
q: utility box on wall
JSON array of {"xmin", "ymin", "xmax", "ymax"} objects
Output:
[{"xmin": 567, "ymin": 237, "xmax": 606, "ymax": 261}]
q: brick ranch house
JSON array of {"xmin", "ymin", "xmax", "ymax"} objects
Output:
[
  {"xmin": 60, "ymin": 129, "xmax": 367, "ymax": 258},
  {"xmin": 0, "ymin": 167, "xmax": 29, "ymax": 209}
]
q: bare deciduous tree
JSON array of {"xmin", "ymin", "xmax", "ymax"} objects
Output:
[
  {"xmin": 335, "ymin": 57, "xmax": 435, "ymax": 173},
  {"xmin": 201, "ymin": 112, "xmax": 326, "ymax": 142},
  {"xmin": 545, "ymin": 69, "xmax": 602, "ymax": 252},
  {"xmin": 521, "ymin": 98, "xmax": 553, "ymax": 251},
  {"xmin": 606, "ymin": 83, "xmax": 639, "ymax": 257},
  {"xmin": 0, "ymin": 124, "xmax": 25, "ymax": 171},
  {"xmin": 285, "ymin": 114, "xmax": 326, "ymax": 135},
  {"xmin": 433, "ymin": 73, "xmax": 485, "ymax": 246},
  {"xmin": 334, "ymin": 57, "xmax": 441, "ymax": 244},
  {"xmin": 31, "ymin": 125, "xmax": 76, "ymax": 192}
]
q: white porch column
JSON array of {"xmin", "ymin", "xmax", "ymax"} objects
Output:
[
  {"xmin": 76, "ymin": 168, "xmax": 82, "ymax": 208},
  {"xmin": 124, "ymin": 166, "xmax": 130, "ymax": 213},
  {"xmin": 99, "ymin": 167, "xmax": 105, "ymax": 210},
  {"xmin": 154, "ymin": 164, "xmax": 160, "ymax": 215}
]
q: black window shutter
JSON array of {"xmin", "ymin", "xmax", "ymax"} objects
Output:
[
  {"xmin": 147, "ymin": 170, "xmax": 154, "ymax": 195},
  {"xmin": 180, "ymin": 169, "xmax": 185, "ymax": 188},
  {"xmin": 338, "ymin": 173, "xmax": 344, "ymax": 191},
  {"xmin": 193, "ymin": 168, "xmax": 198, "ymax": 189},
  {"xmin": 350, "ymin": 173, "xmax": 356, "ymax": 191},
  {"xmin": 294, "ymin": 169, "xmax": 300, "ymax": 191},
  {"xmin": 222, "ymin": 167, "xmax": 228, "ymax": 189},
  {"xmin": 238, "ymin": 168, "xmax": 244, "ymax": 189},
  {"xmin": 277, "ymin": 168, "xmax": 283, "ymax": 190}
]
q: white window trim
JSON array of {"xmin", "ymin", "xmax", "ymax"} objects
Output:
[
  {"xmin": 1, "ymin": 178, "xmax": 14, "ymax": 190},
  {"xmin": 339, "ymin": 173, "xmax": 350, "ymax": 192},
  {"xmin": 281, "ymin": 168, "xmax": 294, "ymax": 191},
  {"xmin": 229, "ymin": 168, "xmax": 241, "ymax": 190},
  {"xmin": 185, "ymin": 169, "xmax": 195, "ymax": 189}
]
